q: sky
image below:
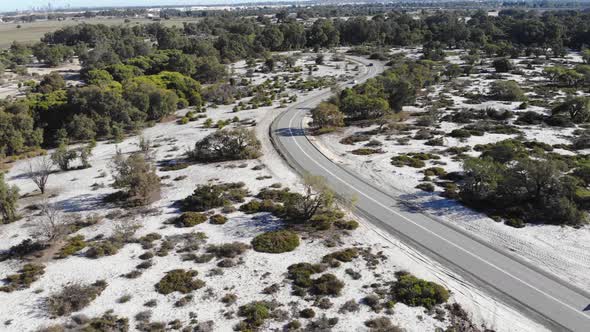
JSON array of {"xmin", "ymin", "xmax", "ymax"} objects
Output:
[{"xmin": 0, "ymin": 0, "xmax": 299, "ymax": 12}]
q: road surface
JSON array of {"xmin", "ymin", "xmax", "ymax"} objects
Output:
[{"xmin": 270, "ymin": 57, "xmax": 590, "ymax": 331}]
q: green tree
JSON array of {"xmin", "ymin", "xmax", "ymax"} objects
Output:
[
  {"xmin": 311, "ymin": 102, "xmax": 344, "ymax": 129},
  {"xmin": 110, "ymin": 151, "xmax": 161, "ymax": 206},
  {"xmin": 552, "ymin": 97, "xmax": 590, "ymax": 123},
  {"xmin": 0, "ymin": 173, "xmax": 19, "ymax": 224}
]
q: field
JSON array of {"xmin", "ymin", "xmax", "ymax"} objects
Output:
[{"xmin": 0, "ymin": 17, "xmax": 201, "ymax": 48}]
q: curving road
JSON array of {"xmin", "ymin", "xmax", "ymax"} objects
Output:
[{"xmin": 270, "ymin": 57, "xmax": 590, "ymax": 331}]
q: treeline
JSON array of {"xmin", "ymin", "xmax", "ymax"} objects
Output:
[{"xmin": 3, "ymin": 8, "xmax": 590, "ymax": 157}]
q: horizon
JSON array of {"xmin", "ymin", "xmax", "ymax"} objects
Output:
[{"xmin": 0, "ymin": 0, "xmax": 307, "ymax": 13}]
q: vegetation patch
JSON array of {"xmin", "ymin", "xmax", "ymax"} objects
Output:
[
  {"xmin": 155, "ymin": 269, "xmax": 205, "ymax": 295},
  {"xmin": 45, "ymin": 280, "xmax": 108, "ymax": 316},
  {"xmin": 0, "ymin": 263, "xmax": 45, "ymax": 292},
  {"xmin": 179, "ymin": 182, "xmax": 248, "ymax": 212},
  {"xmin": 391, "ymin": 271, "xmax": 449, "ymax": 309},
  {"xmin": 175, "ymin": 212, "xmax": 207, "ymax": 227},
  {"xmin": 57, "ymin": 235, "xmax": 87, "ymax": 258},
  {"xmin": 391, "ymin": 153, "xmax": 440, "ymax": 168},
  {"xmin": 251, "ymin": 230, "xmax": 300, "ymax": 253}
]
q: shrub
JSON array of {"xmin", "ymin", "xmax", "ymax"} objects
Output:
[
  {"xmin": 322, "ymin": 248, "xmax": 359, "ymax": 265},
  {"xmin": 489, "ymin": 80, "xmax": 526, "ymax": 101},
  {"xmin": 391, "ymin": 153, "xmax": 440, "ymax": 168},
  {"xmin": 4, "ymin": 239, "xmax": 46, "ymax": 259},
  {"xmin": 340, "ymin": 134, "xmax": 370, "ymax": 145},
  {"xmin": 339, "ymin": 299, "xmax": 360, "ymax": 313},
  {"xmin": 75, "ymin": 312, "xmax": 129, "ymax": 331},
  {"xmin": 155, "ymin": 269, "xmax": 205, "ymax": 295},
  {"xmin": 251, "ymin": 230, "xmax": 300, "ymax": 253},
  {"xmin": 110, "ymin": 151, "xmax": 160, "ymax": 206},
  {"xmin": 300, "ymin": 308, "xmax": 315, "ymax": 318},
  {"xmin": 449, "ymin": 129, "xmax": 471, "ymax": 138},
  {"xmin": 351, "ymin": 148, "xmax": 383, "ymax": 155},
  {"xmin": 391, "ymin": 271, "xmax": 449, "ymax": 309},
  {"xmin": 0, "ymin": 173, "xmax": 19, "ymax": 224},
  {"xmin": 176, "ymin": 212, "xmax": 207, "ymax": 227},
  {"xmin": 334, "ymin": 220, "xmax": 359, "ymax": 230},
  {"xmin": 57, "ymin": 235, "xmax": 86, "ymax": 258},
  {"xmin": 310, "ymin": 274, "xmax": 344, "ymax": 296},
  {"xmin": 85, "ymin": 239, "xmax": 122, "ymax": 258},
  {"xmin": 209, "ymin": 214, "xmax": 228, "ymax": 225},
  {"xmin": 179, "ymin": 182, "xmax": 248, "ymax": 212},
  {"xmin": 189, "ymin": 128, "xmax": 261, "ymax": 162},
  {"xmin": 423, "ymin": 167, "xmax": 447, "ymax": 177},
  {"xmin": 45, "ymin": 280, "xmax": 107, "ymax": 316},
  {"xmin": 0, "ymin": 264, "xmax": 45, "ymax": 292},
  {"xmin": 287, "ymin": 263, "xmax": 325, "ymax": 288},
  {"xmin": 237, "ymin": 301, "xmax": 271, "ymax": 330},
  {"xmin": 206, "ymin": 242, "xmax": 250, "ymax": 258},
  {"xmin": 416, "ymin": 183, "xmax": 435, "ymax": 192},
  {"xmin": 364, "ymin": 317, "xmax": 401, "ymax": 331}
]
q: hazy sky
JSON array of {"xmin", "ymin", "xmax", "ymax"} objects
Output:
[{"xmin": 1, "ymin": 1, "xmax": 297, "ymax": 12}]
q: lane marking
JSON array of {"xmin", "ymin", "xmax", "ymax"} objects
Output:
[{"xmin": 283, "ymin": 107, "xmax": 590, "ymax": 323}]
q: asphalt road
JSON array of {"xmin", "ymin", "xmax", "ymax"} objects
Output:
[{"xmin": 270, "ymin": 57, "xmax": 590, "ymax": 331}]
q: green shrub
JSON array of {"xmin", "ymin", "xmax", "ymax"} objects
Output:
[
  {"xmin": 57, "ymin": 235, "xmax": 86, "ymax": 258},
  {"xmin": 449, "ymin": 129, "xmax": 471, "ymax": 138},
  {"xmin": 251, "ymin": 230, "xmax": 300, "ymax": 253},
  {"xmin": 423, "ymin": 167, "xmax": 447, "ymax": 177},
  {"xmin": 391, "ymin": 271, "xmax": 449, "ymax": 309},
  {"xmin": 300, "ymin": 308, "xmax": 316, "ymax": 318},
  {"xmin": 209, "ymin": 214, "xmax": 228, "ymax": 225},
  {"xmin": 504, "ymin": 217, "xmax": 525, "ymax": 228},
  {"xmin": 310, "ymin": 274, "xmax": 345, "ymax": 296},
  {"xmin": 179, "ymin": 182, "xmax": 248, "ymax": 212},
  {"xmin": 45, "ymin": 280, "xmax": 107, "ymax": 316},
  {"xmin": 0, "ymin": 263, "xmax": 45, "ymax": 292},
  {"xmin": 350, "ymin": 148, "xmax": 383, "ymax": 155},
  {"xmin": 176, "ymin": 212, "xmax": 207, "ymax": 227},
  {"xmin": 334, "ymin": 220, "xmax": 359, "ymax": 230},
  {"xmin": 322, "ymin": 248, "xmax": 359, "ymax": 265},
  {"xmin": 189, "ymin": 128, "xmax": 261, "ymax": 162},
  {"xmin": 155, "ymin": 269, "xmax": 205, "ymax": 295},
  {"xmin": 340, "ymin": 134, "xmax": 370, "ymax": 145},
  {"xmin": 206, "ymin": 242, "xmax": 250, "ymax": 258},
  {"xmin": 287, "ymin": 263, "xmax": 325, "ymax": 288},
  {"xmin": 237, "ymin": 301, "xmax": 271, "ymax": 330},
  {"xmin": 391, "ymin": 153, "xmax": 440, "ymax": 168},
  {"xmin": 416, "ymin": 183, "xmax": 435, "ymax": 192},
  {"xmin": 85, "ymin": 239, "xmax": 122, "ymax": 258},
  {"xmin": 76, "ymin": 312, "xmax": 129, "ymax": 331}
]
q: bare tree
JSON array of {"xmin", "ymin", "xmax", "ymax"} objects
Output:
[
  {"xmin": 28, "ymin": 155, "xmax": 52, "ymax": 194},
  {"xmin": 36, "ymin": 201, "xmax": 70, "ymax": 242}
]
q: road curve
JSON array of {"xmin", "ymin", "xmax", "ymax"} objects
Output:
[{"xmin": 270, "ymin": 57, "xmax": 590, "ymax": 331}]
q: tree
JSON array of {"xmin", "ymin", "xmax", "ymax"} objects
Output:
[
  {"xmin": 311, "ymin": 102, "xmax": 344, "ymax": 129},
  {"xmin": 37, "ymin": 72, "xmax": 66, "ymax": 94},
  {"xmin": 51, "ymin": 143, "xmax": 78, "ymax": 171},
  {"xmin": 28, "ymin": 156, "xmax": 52, "ymax": 194},
  {"xmin": 582, "ymin": 49, "xmax": 590, "ymax": 64},
  {"xmin": 110, "ymin": 151, "xmax": 161, "ymax": 206},
  {"xmin": 552, "ymin": 97, "xmax": 590, "ymax": 123},
  {"xmin": 489, "ymin": 80, "xmax": 526, "ymax": 101},
  {"xmin": 283, "ymin": 174, "xmax": 334, "ymax": 223},
  {"xmin": 492, "ymin": 58, "xmax": 513, "ymax": 73},
  {"xmin": 190, "ymin": 128, "xmax": 262, "ymax": 162},
  {"xmin": 340, "ymin": 89, "xmax": 390, "ymax": 120},
  {"xmin": 0, "ymin": 173, "xmax": 19, "ymax": 224},
  {"xmin": 36, "ymin": 201, "xmax": 70, "ymax": 242}
]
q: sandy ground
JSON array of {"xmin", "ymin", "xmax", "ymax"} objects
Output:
[
  {"xmin": 313, "ymin": 50, "xmax": 590, "ymax": 293},
  {"xmin": 0, "ymin": 54, "xmax": 545, "ymax": 332}
]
